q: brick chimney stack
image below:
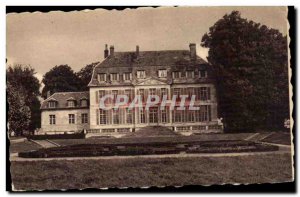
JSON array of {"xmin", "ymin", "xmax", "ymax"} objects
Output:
[
  {"xmin": 136, "ymin": 45, "xmax": 139, "ymax": 57},
  {"xmin": 189, "ymin": 43, "xmax": 196, "ymax": 60},
  {"xmin": 104, "ymin": 44, "xmax": 109, "ymax": 58},
  {"xmin": 110, "ymin": 45, "xmax": 114, "ymax": 57}
]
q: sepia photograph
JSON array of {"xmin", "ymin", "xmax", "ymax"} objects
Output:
[{"xmin": 7, "ymin": 6, "xmax": 293, "ymax": 191}]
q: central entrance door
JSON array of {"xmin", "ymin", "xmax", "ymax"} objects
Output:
[{"xmin": 149, "ymin": 107, "xmax": 158, "ymax": 124}]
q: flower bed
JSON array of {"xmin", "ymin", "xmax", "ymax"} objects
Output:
[{"xmin": 18, "ymin": 140, "xmax": 279, "ymax": 158}]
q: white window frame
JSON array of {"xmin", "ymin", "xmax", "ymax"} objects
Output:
[
  {"xmin": 110, "ymin": 73, "xmax": 119, "ymax": 81},
  {"xmin": 172, "ymin": 71, "xmax": 181, "ymax": 79},
  {"xmin": 69, "ymin": 114, "xmax": 75, "ymax": 124},
  {"xmin": 48, "ymin": 101, "xmax": 56, "ymax": 108},
  {"xmin": 123, "ymin": 73, "xmax": 132, "ymax": 81},
  {"xmin": 68, "ymin": 100, "xmax": 75, "ymax": 107},
  {"xmin": 81, "ymin": 113, "xmax": 88, "ymax": 124},
  {"xmin": 98, "ymin": 73, "xmax": 107, "ymax": 82},
  {"xmin": 137, "ymin": 70, "xmax": 146, "ymax": 79},
  {"xmin": 186, "ymin": 71, "xmax": 195, "ymax": 78},
  {"xmin": 199, "ymin": 70, "xmax": 207, "ymax": 78},
  {"xmin": 158, "ymin": 69, "xmax": 167, "ymax": 78},
  {"xmin": 49, "ymin": 115, "xmax": 56, "ymax": 125}
]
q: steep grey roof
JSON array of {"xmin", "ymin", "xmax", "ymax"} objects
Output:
[
  {"xmin": 89, "ymin": 50, "xmax": 209, "ymax": 87},
  {"xmin": 41, "ymin": 91, "xmax": 89, "ymax": 110}
]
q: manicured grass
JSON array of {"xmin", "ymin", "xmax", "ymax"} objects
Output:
[
  {"xmin": 10, "ymin": 140, "xmax": 42, "ymax": 153},
  {"xmin": 262, "ymin": 132, "xmax": 292, "ymax": 145},
  {"xmin": 52, "ymin": 133, "xmax": 253, "ymax": 146},
  {"xmin": 10, "ymin": 152, "xmax": 293, "ymax": 190}
]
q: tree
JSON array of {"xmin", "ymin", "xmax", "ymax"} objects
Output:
[
  {"xmin": 76, "ymin": 62, "xmax": 99, "ymax": 91},
  {"xmin": 7, "ymin": 65, "xmax": 41, "ymax": 132},
  {"xmin": 7, "ymin": 82, "xmax": 31, "ymax": 136},
  {"xmin": 42, "ymin": 65, "xmax": 81, "ymax": 99},
  {"xmin": 201, "ymin": 11, "xmax": 289, "ymax": 132}
]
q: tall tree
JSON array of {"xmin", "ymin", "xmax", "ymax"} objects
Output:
[
  {"xmin": 7, "ymin": 65, "xmax": 41, "ymax": 132},
  {"xmin": 42, "ymin": 65, "xmax": 81, "ymax": 99},
  {"xmin": 201, "ymin": 11, "xmax": 289, "ymax": 132},
  {"xmin": 76, "ymin": 62, "xmax": 99, "ymax": 91},
  {"xmin": 7, "ymin": 82, "xmax": 31, "ymax": 136}
]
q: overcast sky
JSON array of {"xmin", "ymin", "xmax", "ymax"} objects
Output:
[{"xmin": 7, "ymin": 7, "xmax": 288, "ymax": 82}]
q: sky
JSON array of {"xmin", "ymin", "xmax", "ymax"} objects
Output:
[{"xmin": 7, "ymin": 7, "xmax": 288, "ymax": 82}]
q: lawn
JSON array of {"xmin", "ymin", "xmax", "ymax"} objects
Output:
[
  {"xmin": 262, "ymin": 132, "xmax": 292, "ymax": 145},
  {"xmin": 10, "ymin": 152, "xmax": 293, "ymax": 190},
  {"xmin": 9, "ymin": 140, "xmax": 42, "ymax": 154}
]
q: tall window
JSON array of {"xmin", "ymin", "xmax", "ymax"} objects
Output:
[
  {"xmin": 137, "ymin": 70, "xmax": 146, "ymax": 79},
  {"xmin": 161, "ymin": 109, "xmax": 167, "ymax": 123},
  {"xmin": 112, "ymin": 109, "xmax": 119, "ymax": 124},
  {"xmin": 140, "ymin": 108, "xmax": 146, "ymax": 123},
  {"xmin": 98, "ymin": 73, "xmax": 106, "ymax": 82},
  {"xmin": 199, "ymin": 105, "xmax": 211, "ymax": 122},
  {"xmin": 173, "ymin": 88, "xmax": 181, "ymax": 101},
  {"xmin": 112, "ymin": 90, "xmax": 118, "ymax": 103},
  {"xmin": 158, "ymin": 69, "xmax": 167, "ymax": 78},
  {"xmin": 68, "ymin": 100, "xmax": 75, "ymax": 107},
  {"xmin": 48, "ymin": 101, "xmax": 56, "ymax": 108},
  {"xmin": 161, "ymin": 88, "xmax": 167, "ymax": 100},
  {"xmin": 111, "ymin": 73, "xmax": 118, "ymax": 81},
  {"xmin": 172, "ymin": 71, "xmax": 181, "ymax": 79},
  {"xmin": 49, "ymin": 115, "xmax": 56, "ymax": 125},
  {"xmin": 124, "ymin": 73, "xmax": 131, "ymax": 81},
  {"xmin": 173, "ymin": 109, "xmax": 182, "ymax": 123},
  {"xmin": 187, "ymin": 110, "xmax": 195, "ymax": 122},
  {"xmin": 199, "ymin": 87, "xmax": 210, "ymax": 100},
  {"xmin": 69, "ymin": 114, "xmax": 75, "ymax": 124},
  {"xmin": 199, "ymin": 70, "xmax": 207, "ymax": 78},
  {"xmin": 126, "ymin": 108, "xmax": 133, "ymax": 124},
  {"xmin": 149, "ymin": 107, "xmax": 158, "ymax": 123},
  {"xmin": 139, "ymin": 89, "xmax": 145, "ymax": 102},
  {"xmin": 99, "ymin": 109, "xmax": 107, "ymax": 125},
  {"xmin": 186, "ymin": 71, "xmax": 194, "ymax": 78},
  {"xmin": 81, "ymin": 113, "xmax": 88, "ymax": 124},
  {"xmin": 125, "ymin": 89, "xmax": 132, "ymax": 102}
]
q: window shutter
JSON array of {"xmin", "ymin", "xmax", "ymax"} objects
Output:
[
  {"xmin": 130, "ymin": 73, "xmax": 132, "ymax": 80},
  {"xmin": 117, "ymin": 74, "xmax": 119, "ymax": 81},
  {"xmin": 172, "ymin": 72, "xmax": 174, "ymax": 79},
  {"xmin": 96, "ymin": 109, "xmax": 99, "ymax": 125},
  {"xmin": 104, "ymin": 74, "xmax": 107, "ymax": 81},
  {"xmin": 96, "ymin": 91, "xmax": 99, "ymax": 104},
  {"xmin": 207, "ymin": 87, "xmax": 211, "ymax": 100}
]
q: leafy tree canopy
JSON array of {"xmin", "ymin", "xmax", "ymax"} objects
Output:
[
  {"xmin": 201, "ymin": 11, "xmax": 289, "ymax": 132},
  {"xmin": 42, "ymin": 65, "xmax": 81, "ymax": 99},
  {"xmin": 76, "ymin": 62, "xmax": 99, "ymax": 91}
]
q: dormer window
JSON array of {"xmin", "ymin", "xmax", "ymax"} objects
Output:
[
  {"xmin": 110, "ymin": 73, "xmax": 119, "ymax": 81},
  {"xmin": 98, "ymin": 73, "xmax": 106, "ymax": 82},
  {"xmin": 68, "ymin": 100, "xmax": 75, "ymax": 107},
  {"xmin": 123, "ymin": 73, "xmax": 132, "ymax": 81},
  {"xmin": 186, "ymin": 71, "xmax": 194, "ymax": 78},
  {"xmin": 172, "ymin": 71, "xmax": 181, "ymax": 79},
  {"xmin": 137, "ymin": 70, "xmax": 146, "ymax": 79},
  {"xmin": 81, "ymin": 99, "xmax": 88, "ymax": 107},
  {"xmin": 199, "ymin": 70, "xmax": 207, "ymax": 78},
  {"xmin": 48, "ymin": 101, "xmax": 57, "ymax": 108},
  {"xmin": 158, "ymin": 69, "xmax": 167, "ymax": 78}
]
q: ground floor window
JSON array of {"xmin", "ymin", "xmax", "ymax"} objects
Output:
[
  {"xmin": 140, "ymin": 108, "xmax": 146, "ymax": 123},
  {"xmin": 69, "ymin": 114, "xmax": 75, "ymax": 124},
  {"xmin": 99, "ymin": 109, "xmax": 107, "ymax": 125},
  {"xmin": 149, "ymin": 107, "xmax": 158, "ymax": 123},
  {"xmin": 195, "ymin": 105, "xmax": 211, "ymax": 122},
  {"xmin": 49, "ymin": 115, "xmax": 55, "ymax": 125},
  {"xmin": 161, "ymin": 109, "xmax": 167, "ymax": 123},
  {"xmin": 173, "ymin": 109, "xmax": 183, "ymax": 123},
  {"xmin": 81, "ymin": 113, "xmax": 88, "ymax": 124},
  {"xmin": 126, "ymin": 108, "xmax": 133, "ymax": 124},
  {"xmin": 113, "ymin": 109, "xmax": 119, "ymax": 124}
]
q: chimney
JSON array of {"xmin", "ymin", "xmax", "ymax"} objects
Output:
[
  {"xmin": 47, "ymin": 91, "xmax": 51, "ymax": 98},
  {"xmin": 136, "ymin": 45, "xmax": 139, "ymax": 57},
  {"xmin": 110, "ymin": 45, "xmax": 114, "ymax": 57},
  {"xmin": 189, "ymin": 43, "xmax": 196, "ymax": 60},
  {"xmin": 104, "ymin": 44, "xmax": 109, "ymax": 58}
]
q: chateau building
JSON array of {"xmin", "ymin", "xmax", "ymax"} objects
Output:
[{"xmin": 40, "ymin": 44, "xmax": 222, "ymax": 135}]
